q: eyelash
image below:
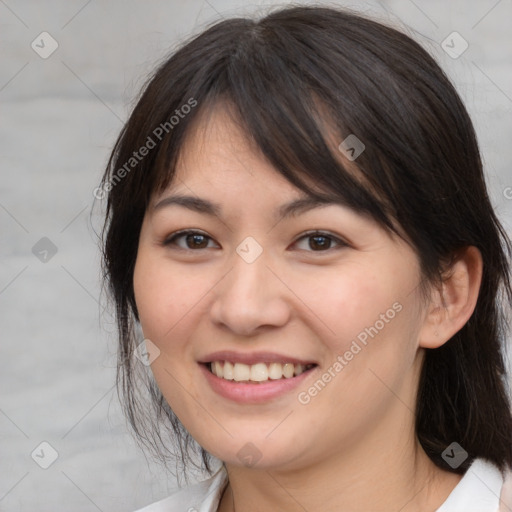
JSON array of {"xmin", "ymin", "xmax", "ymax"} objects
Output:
[{"xmin": 162, "ymin": 229, "xmax": 348, "ymax": 253}]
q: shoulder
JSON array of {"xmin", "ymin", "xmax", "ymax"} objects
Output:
[
  {"xmin": 436, "ymin": 458, "xmax": 509, "ymax": 512},
  {"xmin": 133, "ymin": 466, "xmax": 228, "ymax": 512}
]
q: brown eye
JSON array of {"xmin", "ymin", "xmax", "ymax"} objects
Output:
[
  {"xmin": 185, "ymin": 233, "xmax": 209, "ymax": 249},
  {"xmin": 163, "ymin": 230, "xmax": 216, "ymax": 250},
  {"xmin": 294, "ymin": 231, "xmax": 347, "ymax": 252},
  {"xmin": 308, "ymin": 235, "xmax": 332, "ymax": 250}
]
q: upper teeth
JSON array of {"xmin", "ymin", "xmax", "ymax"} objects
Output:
[{"xmin": 210, "ymin": 361, "xmax": 313, "ymax": 382}]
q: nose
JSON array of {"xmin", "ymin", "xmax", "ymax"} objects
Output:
[{"xmin": 209, "ymin": 248, "xmax": 291, "ymax": 336}]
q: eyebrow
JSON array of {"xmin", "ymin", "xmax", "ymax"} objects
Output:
[{"xmin": 153, "ymin": 194, "xmax": 342, "ymax": 221}]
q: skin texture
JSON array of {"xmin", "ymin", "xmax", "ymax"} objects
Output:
[{"xmin": 133, "ymin": 106, "xmax": 483, "ymax": 512}]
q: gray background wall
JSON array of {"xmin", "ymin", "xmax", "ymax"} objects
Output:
[{"xmin": 1, "ymin": 0, "xmax": 511, "ymax": 510}]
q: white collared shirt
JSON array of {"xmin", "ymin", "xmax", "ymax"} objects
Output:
[{"xmin": 134, "ymin": 457, "xmax": 510, "ymax": 512}]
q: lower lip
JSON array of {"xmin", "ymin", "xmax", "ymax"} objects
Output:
[{"xmin": 199, "ymin": 363, "xmax": 317, "ymax": 404}]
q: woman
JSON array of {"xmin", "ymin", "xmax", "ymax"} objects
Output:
[{"xmin": 99, "ymin": 5, "xmax": 512, "ymax": 511}]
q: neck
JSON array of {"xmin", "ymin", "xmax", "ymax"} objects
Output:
[{"xmin": 218, "ymin": 412, "xmax": 462, "ymax": 512}]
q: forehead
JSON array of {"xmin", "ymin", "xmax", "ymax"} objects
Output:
[
  {"xmin": 165, "ymin": 99, "xmax": 369, "ymax": 196},
  {"xmin": 156, "ymin": 105, "xmax": 315, "ymax": 203},
  {"xmin": 151, "ymin": 111, "xmax": 380, "ymax": 236},
  {"xmin": 147, "ymin": 100, "xmax": 403, "ymax": 244}
]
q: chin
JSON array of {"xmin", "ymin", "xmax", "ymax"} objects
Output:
[{"xmin": 206, "ymin": 438, "xmax": 309, "ymax": 471}]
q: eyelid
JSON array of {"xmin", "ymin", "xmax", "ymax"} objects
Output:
[{"xmin": 162, "ymin": 229, "xmax": 350, "ymax": 252}]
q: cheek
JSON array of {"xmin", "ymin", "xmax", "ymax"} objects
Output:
[
  {"xmin": 133, "ymin": 253, "xmax": 165, "ymax": 339},
  {"xmin": 133, "ymin": 251, "xmax": 205, "ymax": 415},
  {"xmin": 133, "ymin": 250, "xmax": 203, "ymax": 343},
  {"xmin": 311, "ymin": 258, "xmax": 421, "ymax": 383},
  {"xmin": 297, "ymin": 263, "xmax": 400, "ymax": 350}
]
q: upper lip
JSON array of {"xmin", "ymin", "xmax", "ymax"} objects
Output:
[{"xmin": 198, "ymin": 351, "xmax": 317, "ymax": 366}]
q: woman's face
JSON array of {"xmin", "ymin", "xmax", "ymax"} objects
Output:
[{"xmin": 133, "ymin": 108, "xmax": 430, "ymax": 472}]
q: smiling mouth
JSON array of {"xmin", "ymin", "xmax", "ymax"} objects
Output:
[{"xmin": 206, "ymin": 361, "xmax": 317, "ymax": 383}]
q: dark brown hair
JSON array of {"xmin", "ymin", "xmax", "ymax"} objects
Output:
[{"xmin": 99, "ymin": 5, "xmax": 512, "ymax": 477}]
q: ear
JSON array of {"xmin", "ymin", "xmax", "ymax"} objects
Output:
[{"xmin": 419, "ymin": 246, "xmax": 483, "ymax": 349}]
